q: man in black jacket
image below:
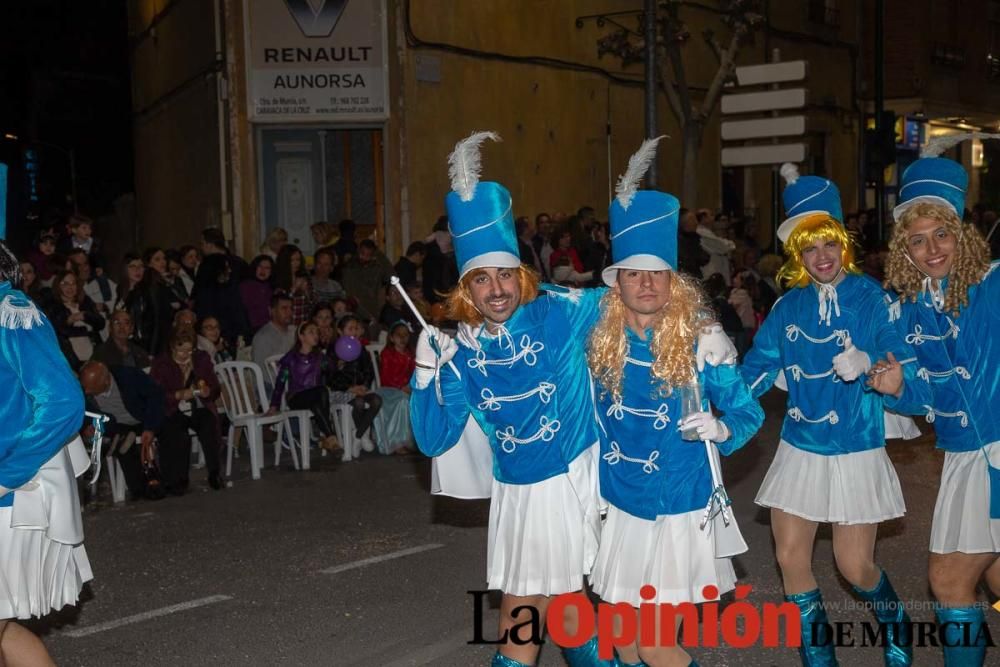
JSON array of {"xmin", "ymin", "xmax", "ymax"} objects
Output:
[{"xmin": 80, "ymin": 361, "xmax": 174, "ymax": 499}]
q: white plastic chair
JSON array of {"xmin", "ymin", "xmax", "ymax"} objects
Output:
[
  {"xmin": 264, "ymin": 354, "xmax": 317, "ymax": 468},
  {"xmin": 366, "ymin": 342, "xmax": 385, "ymax": 389},
  {"xmin": 215, "ymin": 361, "xmax": 311, "ymax": 479},
  {"xmin": 105, "ymin": 455, "xmax": 127, "ymax": 503}
]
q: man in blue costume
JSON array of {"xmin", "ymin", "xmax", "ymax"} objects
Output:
[
  {"xmin": 409, "ymin": 132, "xmax": 737, "ymax": 667},
  {"xmin": 586, "ymin": 138, "xmax": 764, "ymax": 667},
  {"xmin": 882, "ymin": 139, "xmax": 1000, "ymax": 667},
  {"xmin": 740, "ymin": 164, "xmax": 930, "ymax": 667},
  {"xmin": 0, "ymin": 235, "xmax": 89, "ymax": 666}
]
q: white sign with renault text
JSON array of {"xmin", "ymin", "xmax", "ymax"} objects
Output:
[{"xmin": 245, "ymin": 0, "xmax": 388, "ymax": 122}]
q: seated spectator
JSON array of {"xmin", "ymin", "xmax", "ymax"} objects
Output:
[
  {"xmin": 169, "ymin": 248, "xmax": 195, "ymax": 296},
  {"xmin": 378, "ymin": 284, "xmax": 416, "ymax": 331},
  {"xmin": 328, "ymin": 314, "xmax": 382, "ymax": 444},
  {"xmin": 252, "ymin": 292, "xmax": 295, "ymax": 375},
  {"xmin": 151, "ymin": 328, "xmax": 224, "ymax": 492},
  {"xmin": 331, "ymin": 297, "xmax": 349, "ymax": 320},
  {"xmin": 93, "ymin": 310, "xmax": 152, "ymax": 370},
  {"xmin": 374, "ymin": 321, "xmax": 416, "ymax": 455},
  {"xmin": 261, "ymin": 227, "xmax": 288, "ymax": 260},
  {"xmin": 173, "ymin": 308, "xmax": 197, "ymax": 332},
  {"xmin": 193, "ymin": 253, "xmax": 249, "ymax": 347},
  {"xmin": 311, "ymin": 247, "xmax": 345, "ymax": 304},
  {"xmin": 198, "ymin": 316, "xmax": 233, "ymax": 365},
  {"xmin": 80, "ymin": 361, "xmax": 167, "ymax": 500},
  {"xmin": 268, "ymin": 321, "xmax": 341, "ymax": 452},
  {"xmin": 163, "ymin": 249, "xmax": 192, "ymax": 306},
  {"xmin": 240, "ymin": 255, "xmax": 275, "ymax": 334},
  {"xmin": 549, "ymin": 227, "xmax": 584, "ymax": 275},
  {"xmin": 393, "ymin": 242, "xmax": 426, "ymax": 288},
  {"xmin": 310, "ymin": 302, "xmax": 336, "ymax": 353},
  {"xmin": 310, "ymin": 221, "xmax": 337, "ymax": 256},
  {"xmin": 274, "ymin": 244, "xmax": 313, "ymax": 325},
  {"xmin": 26, "ymin": 233, "xmax": 58, "ymax": 284},
  {"xmin": 728, "ymin": 270, "xmax": 758, "ymax": 354},
  {"xmin": 341, "ymin": 239, "xmax": 391, "ymax": 322},
  {"xmin": 67, "ymin": 248, "xmax": 116, "ymax": 318},
  {"xmin": 178, "ymin": 245, "xmax": 201, "ymax": 285},
  {"xmin": 48, "ymin": 269, "xmax": 106, "ymax": 368},
  {"xmin": 18, "ymin": 259, "xmax": 48, "ymax": 305},
  {"xmin": 582, "ymin": 221, "xmax": 611, "ymax": 285},
  {"xmin": 57, "ymin": 215, "xmax": 104, "ymax": 271}
]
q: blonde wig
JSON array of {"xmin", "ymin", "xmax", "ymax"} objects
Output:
[
  {"xmin": 587, "ymin": 271, "xmax": 709, "ymax": 403},
  {"xmin": 776, "ymin": 214, "xmax": 861, "ymax": 289},
  {"xmin": 443, "ymin": 264, "xmax": 540, "ymax": 326},
  {"xmin": 883, "ymin": 202, "xmax": 991, "ymax": 316}
]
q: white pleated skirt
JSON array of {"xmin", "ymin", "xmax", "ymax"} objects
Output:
[
  {"xmin": 486, "ymin": 444, "xmax": 602, "ymax": 597},
  {"xmin": 930, "ymin": 444, "xmax": 1000, "ymax": 554},
  {"xmin": 755, "ymin": 440, "xmax": 906, "ymax": 525},
  {"xmin": 0, "ymin": 507, "xmax": 93, "ymax": 620},
  {"xmin": 590, "ymin": 506, "xmax": 738, "ymax": 607}
]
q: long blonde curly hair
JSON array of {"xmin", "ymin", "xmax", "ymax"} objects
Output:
[
  {"xmin": 776, "ymin": 214, "xmax": 861, "ymax": 289},
  {"xmin": 883, "ymin": 202, "xmax": 991, "ymax": 316},
  {"xmin": 587, "ymin": 272, "xmax": 709, "ymax": 403}
]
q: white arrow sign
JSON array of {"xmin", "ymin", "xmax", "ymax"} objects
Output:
[
  {"xmin": 721, "ymin": 116, "xmax": 806, "ymax": 141},
  {"xmin": 721, "ymin": 143, "xmax": 807, "ymax": 167},
  {"xmin": 721, "ymin": 88, "xmax": 807, "ymax": 115}
]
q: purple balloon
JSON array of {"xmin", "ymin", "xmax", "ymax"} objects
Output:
[{"xmin": 335, "ymin": 335, "xmax": 362, "ymax": 362}]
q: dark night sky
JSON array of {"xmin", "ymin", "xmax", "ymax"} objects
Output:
[{"xmin": 0, "ymin": 0, "xmax": 133, "ymax": 222}]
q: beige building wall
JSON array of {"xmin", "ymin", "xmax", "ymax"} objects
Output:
[{"xmin": 127, "ymin": 1, "xmax": 865, "ymax": 257}]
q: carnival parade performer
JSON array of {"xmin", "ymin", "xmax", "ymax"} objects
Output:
[
  {"xmin": 0, "ymin": 238, "xmax": 90, "ymax": 666},
  {"xmin": 586, "ymin": 139, "xmax": 764, "ymax": 667},
  {"xmin": 882, "ymin": 137, "xmax": 1000, "ymax": 667},
  {"xmin": 740, "ymin": 165, "xmax": 930, "ymax": 666}
]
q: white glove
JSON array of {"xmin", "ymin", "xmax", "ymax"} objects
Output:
[
  {"xmin": 678, "ymin": 412, "xmax": 730, "ymax": 442},
  {"xmin": 456, "ymin": 321, "xmax": 484, "ymax": 351},
  {"xmin": 414, "ymin": 325, "xmax": 458, "ymax": 389},
  {"xmin": 831, "ymin": 336, "xmax": 872, "ymax": 382},
  {"xmin": 696, "ymin": 324, "xmax": 738, "ymax": 371}
]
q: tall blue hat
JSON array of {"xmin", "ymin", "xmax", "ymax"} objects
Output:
[
  {"xmin": 444, "ymin": 131, "xmax": 519, "ymax": 279},
  {"xmin": 777, "ymin": 163, "xmax": 843, "ymax": 243},
  {"xmin": 893, "ymin": 157, "xmax": 967, "ymax": 220},
  {"xmin": 603, "ymin": 136, "xmax": 679, "ymax": 286}
]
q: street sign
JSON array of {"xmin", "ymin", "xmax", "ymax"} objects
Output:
[
  {"xmin": 721, "ymin": 89, "xmax": 807, "ymax": 115},
  {"xmin": 734, "ymin": 60, "xmax": 807, "ymax": 86},
  {"xmin": 721, "ymin": 144, "xmax": 807, "ymax": 167},
  {"xmin": 721, "ymin": 116, "xmax": 806, "ymax": 141}
]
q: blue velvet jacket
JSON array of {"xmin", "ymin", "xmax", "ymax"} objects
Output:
[
  {"xmin": 0, "ymin": 282, "xmax": 85, "ymax": 507},
  {"xmin": 887, "ymin": 261, "xmax": 1000, "ymax": 452},
  {"xmin": 410, "ymin": 285, "xmax": 606, "ymax": 485},
  {"xmin": 740, "ymin": 272, "xmax": 929, "ymax": 455},
  {"xmin": 596, "ymin": 327, "xmax": 764, "ymax": 520}
]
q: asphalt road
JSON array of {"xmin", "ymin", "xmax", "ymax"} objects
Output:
[{"xmin": 30, "ymin": 392, "xmax": 998, "ymax": 666}]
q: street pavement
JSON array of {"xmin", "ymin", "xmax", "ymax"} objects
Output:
[{"xmin": 32, "ymin": 392, "xmax": 998, "ymax": 666}]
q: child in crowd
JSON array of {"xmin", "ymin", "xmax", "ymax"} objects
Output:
[
  {"xmin": 374, "ymin": 320, "xmax": 416, "ymax": 455},
  {"xmin": 27, "ymin": 233, "xmax": 58, "ymax": 283},
  {"xmin": 310, "ymin": 302, "xmax": 336, "ymax": 353},
  {"xmin": 58, "ymin": 215, "xmax": 104, "ymax": 273},
  {"xmin": 328, "ymin": 314, "xmax": 382, "ymax": 446},
  {"xmin": 269, "ymin": 321, "xmax": 340, "ymax": 452},
  {"xmin": 331, "ymin": 297, "xmax": 349, "ymax": 319}
]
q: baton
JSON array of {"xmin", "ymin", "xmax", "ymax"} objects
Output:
[{"xmin": 389, "ymin": 276, "xmax": 461, "ymax": 378}]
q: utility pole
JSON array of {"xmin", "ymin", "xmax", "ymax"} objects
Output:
[
  {"xmin": 874, "ymin": 0, "xmax": 885, "ymax": 241},
  {"xmin": 644, "ymin": 0, "xmax": 658, "ymax": 186}
]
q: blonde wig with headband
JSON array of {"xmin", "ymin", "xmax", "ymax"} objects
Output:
[
  {"xmin": 443, "ymin": 264, "xmax": 540, "ymax": 326},
  {"xmin": 776, "ymin": 214, "xmax": 861, "ymax": 289},
  {"xmin": 884, "ymin": 201, "xmax": 990, "ymax": 316},
  {"xmin": 587, "ymin": 271, "xmax": 709, "ymax": 404}
]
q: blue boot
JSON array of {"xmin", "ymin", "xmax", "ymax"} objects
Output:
[
  {"xmin": 491, "ymin": 651, "xmax": 532, "ymax": 667},
  {"xmin": 785, "ymin": 588, "xmax": 839, "ymax": 666},
  {"xmin": 935, "ymin": 605, "xmax": 988, "ymax": 666},
  {"xmin": 853, "ymin": 570, "xmax": 912, "ymax": 666},
  {"xmin": 612, "ymin": 657, "xmax": 646, "ymax": 666},
  {"xmin": 562, "ymin": 635, "xmax": 615, "ymax": 666}
]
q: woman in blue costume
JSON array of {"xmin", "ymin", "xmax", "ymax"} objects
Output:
[
  {"xmin": 740, "ymin": 165, "xmax": 930, "ymax": 667},
  {"xmin": 409, "ymin": 133, "xmax": 737, "ymax": 667},
  {"xmin": 586, "ymin": 139, "xmax": 764, "ymax": 667},
  {"xmin": 881, "ymin": 139, "xmax": 1000, "ymax": 667},
  {"xmin": 0, "ymin": 239, "xmax": 89, "ymax": 666}
]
